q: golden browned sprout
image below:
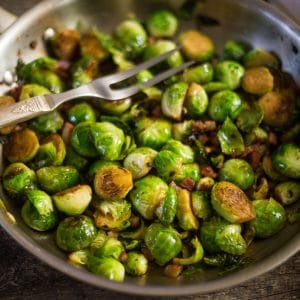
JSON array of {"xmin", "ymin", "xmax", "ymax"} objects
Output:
[
  {"xmin": 242, "ymin": 67, "xmax": 274, "ymax": 95},
  {"xmin": 258, "ymin": 90, "xmax": 296, "ymax": 127},
  {"xmin": 4, "ymin": 128, "xmax": 39, "ymax": 163},
  {"xmin": 53, "ymin": 29, "xmax": 80, "ymax": 60},
  {"xmin": 0, "ymin": 96, "xmax": 16, "ymax": 135},
  {"xmin": 94, "ymin": 165, "xmax": 133, "ymax": 200},
  {"xmin": 179, "ymin": 30, "xmax": 214, "ymax": 61}
]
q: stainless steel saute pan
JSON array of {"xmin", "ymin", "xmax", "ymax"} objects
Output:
[{"xmin": 0, "ymin": 0, "xmax": 299, "ymax": 296}]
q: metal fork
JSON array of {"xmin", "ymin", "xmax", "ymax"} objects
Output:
[{"xmin": 0, "ymin": 47, "xmax": 194, "ymax": 128}]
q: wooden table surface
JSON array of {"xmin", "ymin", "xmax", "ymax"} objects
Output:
[{"xmin": 0, "ymin": 1, "xmax": 299, "ymax": 299}]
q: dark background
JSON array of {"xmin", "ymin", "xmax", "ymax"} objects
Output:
[{"xmin": 0, "ymin": 0, "xmax": 299, "ymax": 299}]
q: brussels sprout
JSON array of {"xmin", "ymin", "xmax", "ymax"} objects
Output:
[
  {"xmin": 155, "ymin": 186, "xmax": 178, "ymax": 225},
  {"xmin": 94, "ymin": 165, "xmax": 133, "ymax": 200},
  {"xmin": 98, "ymin": 98, "xmax": 132, "ymax": 116},
  {"xmin": 135, "ymin": 117, "xmax": 172, "ymax": 150},
  {"xmin": 144, "ymin": 40, "xmax": 183, "ymax": 68},
  {"xmin": 250, "ymin": 198, "xmax": 287, "ymax": 238},
  {"xmin": 176, "ymin": 188, "xmax": 199, "ymax": 230},
  {"xmin": 191, "ymin": 191, "xmax": 211, "ymax": 220},
  {"xmin": 252, "ymin": 177, "xmax": 269, "ymax": 200},
  {"xmin": 68, "ymin": 249, "xmax": 89, "ymax": 266},
  {"xmin": 274, "ymin": 181, "xmax": 300, "ymax": 205},
  {"xmin": 70, "ymin": 122, "xmax": 100, "ymax": 157},
  {"xmin": 154, "ymin": 150, "xmax": 183, "ymax": 182},
  {"xmin": 0, "ymin": 96, "xmax": 16, "ymax": 135},
  {"xmin": 262, "ymin": 155, "xmax": 284, "ymax": 181},
  {"xmin": 272, "ymin": 144, "xmax": 300, "ymax": 179},
  {"xmin": 42, "ymin": 133, "xmax": 66, "ymax": 166},
  {"xmin": 211, "ymin": 181, "xmax": 256, "ymax": 223},
  {"xmin": 115, "ymin": 19, "xmax": 147, "ymax": 59},
  {"xmin": 50, "ymin": 29, "xmax": 80, "ymax": 60},
  {"xmin": 87, "ymin": 160, "xmax": 119, "ymax": 182},
  {"xmin": 208, "ymin": 90, "xmax": 243, "ymax": 122},
  {"xmin": 67, "ymin": 102, "xmax": 96, "ymax": 125},
  {"xmin": 2, "ymin": 163, "xmax": 37, "ymax": 195},
  {"xmin": 236, "ymin": 103, "xmax": 264, "ymax": 133},
  {"xmin": 242, "ymin": 67, "xmax": 274, "ymax": 95},
  {"xmin": 161, "ymin": 82, "xmax": 188, "ymax": 121},
  {"xmin": 71, "ymin": 56, "xmax": 98, "ymax": 87},
  {"xmin": 222, "ymin": 40, "xmax": 247, "ymax": 61},
  {"xmin": 92, "ymin": 122, "xmax": 125, "ymax": 161},
  {"xmin": 172, "ymin": 120, "xmax": 193, "ymax": 142},
  {"xmin": 124, "ymin": 251, "xmax": 148, "ymax": 276},
  {"xmin": 90, "ymin": 230, "xmax": 108, "ymax": 253},
  {"xmin": 245, "ymin": 127, "xmax": 268, "ymax": 146},
  {"xmin": 93, "ymin": 199, "xmax": 131, "ymax": 231},
  {"xmin": 30, "ymin": 110, "xmax": 64, "ymax": 134},
  {"xmin": 145, "ymin": 223, "xmax": 182, "ymax": 265},
  {"xmin": 197, "ymin": 177, "xmax": 215, "ymax": 192},
  {"xmin": 93, "ymin": 237, "xmax": 124, "ymax": 260},
  {"xmin": 162, "ymin": 139, "xmax": 194, "ymax": 164},
  {"xmin": 19, "ymin": 84, "xmax": 51, "ymax": 101},
  {"xmin": 217, "ymin": 118, "xmax": 245, "ymax": 155},
  {"xmin": 87, "ymin": 256, "xmax": 125, "ymax": 282},
  {"xmin": 21, "ymin": 189, "xmax": 58, "ymax": 231},
  {"xmin": 64, "ymin": 146, "xmax": 89, "ymax": 171},
  {"xmin": 146, "ymin": 10, "xmax": 178, "ymax": 37},
  {"xmin": 37, "ymin": 166, "xmax": 80, "ymax": 193},
  {"xmin": 176, "ymin": 163, "xmax": 201, "ymax": 184},
  {"xmin": 130, "ymin": 175, "xmax": 168, "ymax": 220},
  {"xmin": 243, "ymin": 48, "xmax": 280, "ymax": 69},
  {"xmin": 215, "ymin": 61, "xmax": 245, "ymax": 90},
  {"xmin": 80, "ymin": 32, "xmax": 109, "ymax": 61},
  {"xmin": 185, "ymin": 82, "xmax": 208, "ymax": 118},
  {"xmin": 179, "ymin": 30, "xmax": 214, "ymax": 61},
  {"xmin": 219, "ymin": 159, "xmax": 255, "ymax": 190},
  {"xmin": 52, "ymin": 184, "xmax": 92, "ymax": 216},
  {"xmin": 4, "ymin": 128, "xmax": 39, "ymax": 163},
  {"xmin": 173, "ymin": 237, "xmax": 204, "ymax": 265},
  {"xmin": 215, "ymin": 224, "xmax": 247, "ymax": 255},
  {"xmin": 56, "ymin": 215, "xmax": 97, "ymax": 252},
  {"xmin": 123, "ymin": 147, "xmax": 157, "ymax": 179},
  {"xmin": 203, "ymin": 81, "xmax": 229, "ymax": 93},
  {"xmin": 181, "ymin": 63, "xmax": 214, "ymax": 84}
]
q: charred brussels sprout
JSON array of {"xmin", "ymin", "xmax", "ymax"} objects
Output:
[
  {"xmin": 219, "ymin": 159, "xmax": 255, "ymax": 190},
  {"xmin": 130, "ymin": 175, "xmax": 168, "ymax": 220},
  {"xmin": 124, "ymin": 251, "xmax": 148, "ymax": 276},
  {"xmin": 250, "ymin": 199, "xmax": 287, "ymax": 238},
  {"xmin": 179, "ymin": 30, "xmax": 214, "ymax": 61},
  {"xmin": 4, "ymin": 128, "xmax": 39, "ymax": 163},
  {"xmin": 211, "ymin": 181, "xmax": 256, "ymax": 223},
  {"xmin": 146, "ymin": 10, "xmax": 178, "ymax": 38},
  {"xmin": 56, "ymin": 215, "xmax": 97, "ymax": 252},
  {"xmin": 181, "ymin": 63, "xmax": 214, "ymax": 84},
  {"xmin": 87, "ymin": 160, "xmax": 120, "ymax": 182},
  {"xmin": 123, "ymin": 147, "xmax": 157, "ymax": 179},
  {"xmin": 145, "ymin": 223, "xmax": 182, "ymax": 265},
  {"xmin": 272, "ymin": 144, "xmax": 300, "ymax": 179},
  {"xmin": 21, "ymin": 189, "xmax": 58, "ymax": 231},
  {"xmin": 209, "ymin": 90, "xmax": 243, "ymax": 122},
  {"xmin": 67, "ymin": 103, "xmax": 96, "ymax": 125},
  {"xmin": 30, "ymin": 110, "xmax": 64, "ymax": 134},
  {"xmin": 94, "ymin": 165, "xmax": 133, "ymax": 200},
  {"xmin": 185, "ymin": 82, "xmax": 208, "ymax": 118},
  {"xmin": 162, "ymin": 139, "xmax": 194, "ymax": 164},
  {"xmin": 274, "ymin": 181, "xmax": 300, "ymax": 205},
  {"xmin": 53, "ymin": 185, "xmax": 92, "ymax": 216},
  {"xmin": 161, "ymin": 82, "xmax": 188, "ymax": 121},
  {"xmin": 2, "ymin": 163, "xmax": 37, "ymax": 195},
  {"xmin": 115, "ymin": 20, "xmax": 147, "ymax": 59},
  {"xmin": 135, "ymin": 118, "xmax": 172, "ymax": 150},
  {"xmin": 37, "ymin": 166, "xmax": 80, "ymax": 193}
]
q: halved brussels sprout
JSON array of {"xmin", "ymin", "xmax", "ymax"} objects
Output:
[
  {"xmin": 53, "ymin": 184, "xmax": 92, "ymax": 216},
  {"xmin": 19, "ymin": 84, "xmax": 51, "ymax": 100},
  {"xmin": 87, "ymin": 160, "xmax": 120, "ymax": 182},
  {"xmin": 222, "ymin": 40, "xmax": 247, "ymax": 61},
  {"xmin": 243, "ymin": 48, "xmax": 280, "ymax": 69},
  {"xmin": 208, "ymin": 90, "xmax": 243, "ymax": 122},
  {"xmin": 98, "ymin": 98, "xmax": 132, "ymax": 116},
  {"xmin": 146, "ymin": 9, "xmax": 178, "ymax": 37},
  {"xmin": 21, "ymin": 189, "xmax": 58, "ymax": 231},
  {"xmin": 145, "ymin": 223, "xmax": 182, "ymax": 265},
  {"xmin": 161, "ymin": 82, "xmax": 188, "ymax": 121},
  {"xmin": 162, "ymin": 139, "xmax": 194, "ymax": 164},
  {"xmin": 191, "ymin": 191, "xmax": 211, "ymax": 220},
  {"xmin": 2, "ymin": 163, "xmax": 37, "ymax": 195},
  {"xmin": 123, "ymin": 147, "xmax": 157, "ymax": 179},
  {"xmin": 175, "ymin": 163, "xmax": 201, "ymax": 184},
  {"xmin": 272, "ymin": 144, "xmax": 300, "ymax": 179},
  {"xmin": 130, "ymin": 175, "xmax": 168, "ymax": 220},
  {"xmin": 56, "ymin": 215, "xmax": 97, "ymax": 252},
  {"xmin": 37, "ymin": 166, "xmax": 80, "ymax": 193},
  {"xmin": 94, "ymin": 165, "xmax": 133, "ymax": 200},
  {"xmin": 93, "ymin": 199, "xmax": 131, "ymax": 231},
  {"xmin": 0, "ymin": 96, "xmax": 16, "ymax": 135},
  {"xmin": 219, "ymin": 159, "xmax": 255, "ymax": 190},
  {"xmin": 181, "ymin": 63, "xmax": 214, "ymax": 84},
  {"xmin": 179, "ymin": 30, "xmax": 214, "ymax": 61},
  {"xmin": 185, "ymin": 82, "xmax": 208, "ymax": 118},
  {"xmin": 211, "ymin": 181, "xmax": 256, "ymax": 223},
  {"xmin": 274, "ymin": 181, "xmax": 300, "ymax": 205},
  {"xmin": 250, "ymin": 198, "xmax": 287, "ymax": 238},
  {"xmin": 93, "ymin": 237, "xmax": 124, "ymax": 260},
  {"xmin": 42, "ymin": 133, "xmax": 66, "ymax": 166},
  {"xmin": 245, "ymin": 127, "xmax": 268, "ymax": 146},
  {"xmin": 30, "ymin": 110, "xmax": 64, "ymax": 134},
  {"xmin": 124, "ymin": 251, "xmax": 148, "ymax": 276},
  {"xmin": 67, "ymin": 102, "xmax": 96, "ymax": 125},
  {"xmin": 4, "ymin": 128, "xmax": 39, "ymax": 163}
]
